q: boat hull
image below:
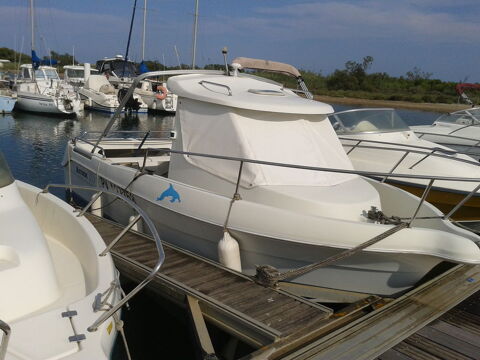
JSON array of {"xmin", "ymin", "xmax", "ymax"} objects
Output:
[
  {"xmin": 16, "ymin": 92, "xmax": 78, "ymax": 116},
  {"xmin": 66, "ymin": 151, "xmax": 462, "ymax": 297}
]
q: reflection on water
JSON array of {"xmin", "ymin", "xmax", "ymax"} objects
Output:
[{"xmin": 0, "ymin": 110, "xmax": 175, "ymax": 195}]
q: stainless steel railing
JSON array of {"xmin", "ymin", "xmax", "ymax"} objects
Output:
[
  {"xmin": 415, "ymin": 131, "xmax": 480, "ymax": 151},
  {"xmin": 0, "ymin": 320, "xmax": 10, "ymax": 360},
  {"xmin": 40, "ymin": 183, "xmax": 166, "ymax": 332}
]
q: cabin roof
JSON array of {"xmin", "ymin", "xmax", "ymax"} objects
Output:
[{"xmin": 168, "ymin": 74, "xmax": 332, "ymax": 115}]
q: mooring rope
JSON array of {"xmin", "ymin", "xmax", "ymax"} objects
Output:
[{"xmin": 254, "ymin": 222, "xmax": 408, "ymax": 288}]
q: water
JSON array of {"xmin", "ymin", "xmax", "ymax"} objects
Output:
[
  {"xmin": 0, "ymin": 111, "xmax": 175, "ymax": 198},
  {"xmin": 0, "ymin": 106, "xmax": 443, "ymax": 358}
]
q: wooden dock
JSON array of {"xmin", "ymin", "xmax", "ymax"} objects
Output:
[{"xmin": 86, "ymin": 214, "xmax": 480, "ymax": 359}]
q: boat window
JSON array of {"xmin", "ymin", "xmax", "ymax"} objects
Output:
[
  {"xmin": 110, "ymin": 60, "xmax": 138, "ymax": 78},
  {"xmin": 331, "ymin": 109, "xmax": 410, "ymax": 134},
  {"xmin": 22, "ymin": 68, "xmax": 31, "ymax": 79},
  {"xmin": 44, "ymin": 69, "xmax": 59, "ymax": 80},
  {"xmin": 34, "ymin": 69, "xmax": 46, "ymax": 79},
  {"xmin": 0, "ymin": 152, "xmax": 14, "ymax": 188},
  {"xmin": 66, "ymin": 69, "xmax": 84, "ymax": 78}
]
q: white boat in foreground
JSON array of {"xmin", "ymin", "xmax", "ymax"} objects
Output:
[
  {"xmin": 0, "ymin": 152, "xmax": 120, "ymax": 359},
  {"xmin": 411, "ymin": 107, "xmax": 480, "ymax": 158},
  {"xmin": 331, "ymin": 108, "xmax": 480, "ymax": 220},
  {"xmin": 65, "ymin": 67, "xmax": 480, "ymax": 297}
]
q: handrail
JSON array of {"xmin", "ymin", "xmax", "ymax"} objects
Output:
[
  {"xmin": 71, "ymin": 138, "xmax": 480, "ymax": 222},
  {"xmin": 199, "ymin": 80, "xmax": 232, "ymax": 96},
  {"xmin": 39, "ymin": 183, "xmax": 166, "ymax": 332},
  {"xmin": 415, "ymin": 130, "xmax": 480, "ymax": 145},
  {"xmin": 338, "ymin": 137, "xmax": 480, "ymax": 168},
  {"xmin": 0, "ymin": 320, "xmax": 10, "ymax": 360}
]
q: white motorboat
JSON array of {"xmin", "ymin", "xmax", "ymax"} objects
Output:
[
  {"xmin": 331, "ymin": 108, "xmax": 480, "ymax": 220},
  {"xmin": 63, "ymin": 65, "xmax": 99, "ymax": 88},
  {"xmin": 15, "ymin": 64, "xmax": 81, "ymax": 116},
  {"xmin": 64, "ymin": 68, "xmax": 480, "ymax": 297},
  {"xmin": 135, "ymin": 80, "xmax": 177, "ymax": 113},
  {"xmin": 96, "ymin": 56, "xmax": 176, "ymax": 113},
  {"xmin": 78, "ymin": 74, "xmax": 148, "ymax": 114},
  {"xmin": 411, "ymin": 107, "xmax": 480, "ymax": 158},
  {"xmin": 0, "ymin": 152, "xmax": 120, "ymax": 359}
]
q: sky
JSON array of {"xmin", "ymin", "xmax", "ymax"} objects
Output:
[{"xmin": 1, "ymin": 0, "xmax": 480, "ymax": 82}]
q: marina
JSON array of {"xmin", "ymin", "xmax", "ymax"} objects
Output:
[
  {"xmin": 2, "ymin": 1, "xmax": 480, "ymax": 357},
  {"xmin": 2, "ymin": 75, "xmax": 480, "ymax": 358}
]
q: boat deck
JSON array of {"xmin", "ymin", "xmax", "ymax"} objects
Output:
[{"xmin": 86, "ymin": 213, "xmax": 480, "ymax": 359}]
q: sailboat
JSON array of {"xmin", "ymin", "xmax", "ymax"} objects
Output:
[
  {"xmin": 15, "ymin": 0, "xmax": 80, "ymax": 116},
  {"xmin": 64, "ymin": 65, "xmax": 480, "ymax": 297}
]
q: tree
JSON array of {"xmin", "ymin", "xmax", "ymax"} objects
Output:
[{"xmin": 406, "ymin": 66, "xmax": 432, "ymax": 81}]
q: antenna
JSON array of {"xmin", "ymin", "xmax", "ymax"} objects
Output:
[
  {"xmin": 222, "ymin": 47, "xmax": 229, "ymax": 76},
  {"xmin": 191, "ymin": 0, "xmax": 199, "ymax": 69},
  {"xmin": 174, "ymin": 45, "xmax": 181, "ymax": 69}
]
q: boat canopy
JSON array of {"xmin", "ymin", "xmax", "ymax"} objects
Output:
[
  {"xmin": 172, "ymin": 74, "xmax": 356, "ymax": 187},
  {"xmin": 232, "ymin": 57, "xmax": 302, "ymax": 78},
  {"xmin": 0, "ymin": 152, "xmax": 14, "ymax": 188},
  {"xmin": 331, "ymin": 108, "xmax": 410, "ymax": 134}
]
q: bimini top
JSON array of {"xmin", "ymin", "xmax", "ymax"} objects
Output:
[
  {"xmin": 167, "ymin": 73, "xmax": 333, "ymax": 114},
  {"xmin": 232, "ymin": 57, "xmax": 302, "ymax": 78}
]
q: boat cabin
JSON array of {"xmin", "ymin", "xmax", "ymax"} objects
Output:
[
  {"xmin": 18, "ymin": 64, "xmax": 60, "ymax": 81},
  {"xmin": 63, "ymin": 65, "xmax": 98, "ymax": 84},
  {"xmin": 95, "ymin": 55, "xmax": 138, "ymax": 79}
]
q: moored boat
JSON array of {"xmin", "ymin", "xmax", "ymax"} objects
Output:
[
  {"xmin": 331, "ymin": 108, "xmax": 480, "ymax": 220},
  {"xmin": 64, "ymin": 67, "xmax": 480, "ymax": 297},
  {"xmin": 411, "ymin": 107, "xmax": 480, "ymax": 158}
]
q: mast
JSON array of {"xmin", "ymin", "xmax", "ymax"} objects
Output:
[
  {"xmin": 191, "ymin": 0, "xmax": 199, "ymax": 69},
  {"xmin": 142, "ymin": 0, "xmax": 147, "ymax": 61},
  {"xmin": 30, "ymin": 0, "xmax": 34, "ymax": 52}
]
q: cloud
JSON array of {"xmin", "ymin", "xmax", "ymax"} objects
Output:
[{"xmin": 201, "ymin": 1, "xmax": 480, "ymax": 44}]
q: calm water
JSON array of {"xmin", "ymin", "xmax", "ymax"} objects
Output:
[{"xmin": 0, "ymin": 105, "xmax": 441, "ymax": 358}]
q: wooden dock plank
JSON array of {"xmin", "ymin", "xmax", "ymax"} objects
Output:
[
  {"xmin": 86, "ymin": 213, "xmax": 480, "ymax": 360},
  {"xmin": 85, "ymin": 213, "xmax": 333, "ymax": 348}
]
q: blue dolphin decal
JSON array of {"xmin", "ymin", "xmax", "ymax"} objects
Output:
[{"xmin": 157, "ymin": 184, "xmax": 181, "ymax": 203}]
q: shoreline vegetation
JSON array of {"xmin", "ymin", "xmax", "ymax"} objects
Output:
[{"xmin": 1, "ymin": 48, "xmax": 476, "ymax": 113}]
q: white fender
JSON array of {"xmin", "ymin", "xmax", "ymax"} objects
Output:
[{"xmin": 218, "ymin": 230, "xmax": 242, "ymax": 272}]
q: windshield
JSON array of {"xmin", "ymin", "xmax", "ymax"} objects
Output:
[
  {"xmin": 435, "ymin": 112, "xmax": 480, "ymax": 126},
  {"xmin": 44, "ymin": 69, "xmax": 59, "ymax": 79},
  {"xmin": 0, "ymin": 152, "xmax": 14, "ymax": 188},
  {"xmin": 66, "ymin": 69, "xmax": 98, "ymax": 78},
  {"xmin": 105, "ymin": 60, "xmax": 137, "ymax": 77},
  {"xmin": 34, "ymin": 69, "xmax": 46, "ymax": 79},
  {"xmin": 331, "ymin": 109, "xmax": 410, "ymax": 134}
]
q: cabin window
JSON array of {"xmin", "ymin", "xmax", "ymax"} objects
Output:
[
  {"xmin": 44, "ymin": 69, "xmax": 59, "ymax": 80},
  {"xmin": 22, "ymin": 68, "xmax": 31, "ymax": 79},
  {"xmin": 34, "ymin": 70, "xmax": 46, "ymax": 79}
]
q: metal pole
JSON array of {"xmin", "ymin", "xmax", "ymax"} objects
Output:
[
  {"xmin": 142, "ymin": 0, "xmax": 147, "ymax": 61},
  {"xmin": 30, "ymin": 0, "xmax": 34, "ymax": 52},
  {"xmin": 192, "ymin": 0, "xmax": 199, "ymax": 69}
]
